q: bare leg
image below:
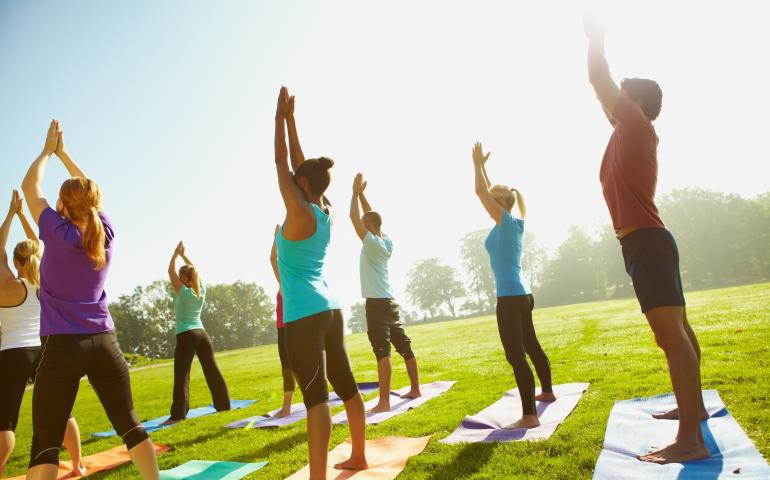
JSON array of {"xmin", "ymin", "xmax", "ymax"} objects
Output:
[
  {"xmin": 276, "ymin": 389, "xmax": 294, "ymax": 418},
  {"xmin": 62, "ymin": 417, "xmax": 85, "ymax": 476},
  {"xmin": 368, "ymin": 357, "xmax": 392, "ymax": 413},
  {"xmin": 653, "ymin": 308, "xmax": 708, "ymax": 420},
  {"xmin": 127, "ymin": 438, "xmax": 160, "ymax": 480},
  {"xmin": 400, "ymin": 357, "xmax": 422, "ymax": 399},
  {"xmin": 334, "ymin": 394, "xmax": 368, "ymax": 471},
  {"xmin": 0, "ymin": 430, "xmax": 14, "ymax": 478},
  {"xmin": 639, "ymin": 306, "xmax": 709, "ymax": 464},
  {"xmin": 25, "ymin": 463, "xmax": 59, "ymax": 480},
  {"xmin": 306, "ymin": 402, "xmax": 332, "ymax": 480}
]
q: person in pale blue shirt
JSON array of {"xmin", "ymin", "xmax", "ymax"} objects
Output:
[{"xmin": 349, "ymin": 173, "xmax": 421, "ymax": 413}]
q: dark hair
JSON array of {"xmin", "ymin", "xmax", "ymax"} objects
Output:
[
  {"xmin": 363, "ymin": 211, "xmax": 382, "ymax": 230},
  {"xmin": 621, "ymin": 78, "xmax": 662, "ymax": 121},
  {"xmin": 294, "ymin": 157, "xmax": 334, "ymax": 196}
]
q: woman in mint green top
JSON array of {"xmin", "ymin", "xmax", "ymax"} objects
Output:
[
  {"xmin": 274, "ymin": 86, "xmax": 367, "ymax": 475},
  {"xmin": 165, "ymin": 242, "xmax": 230, "ymax": 422}
]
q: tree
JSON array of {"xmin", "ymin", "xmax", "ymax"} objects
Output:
[
  {"xmin": 537, "ymin": 226, "xmax": 602, "ymax": 306},
  {"xmin": 348, "ymin": 302, "xmax": 367, "ymax": 334},
  {"xmin": 522, "ymin": 231, "xmax": 549, "ymax": 292},
  {"xmin": 406, "ymin": 258, "xmax": 466, "ymax": 318},
  {"xmin": 460, "ymin": 230, "xmax": 496, "ymax": 312}
]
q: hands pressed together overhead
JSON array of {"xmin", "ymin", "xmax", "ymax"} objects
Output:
[
  {"xmin": 275, "ymin": 86, "xmax": 296, "ymax": 121},
  {"xmin": 352, "ymin": 173, "xmax": 367, "ymax": 195},
  {"xmin": 42, "ymin": 119, "xmax": 68, "ymax": 158}
]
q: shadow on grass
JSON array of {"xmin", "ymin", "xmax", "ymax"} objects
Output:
[
  {"xmin": 227, "ymin": 430, "xmax": 307, "ymax": 463},
  {"xmin": 427, "ymin": 443, "xmax": 495, "ymax": 480}
]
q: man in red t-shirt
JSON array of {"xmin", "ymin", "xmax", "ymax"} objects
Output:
[{"xmin": 584, "ymin": 16, "xmax": 709, "ymax": 464}]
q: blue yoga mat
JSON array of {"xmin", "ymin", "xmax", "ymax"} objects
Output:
[
  {"xmin": 594, "ymin": 390, "xmax": 770, "ymax": 479},
  {"xmin": 93, "ymin": 400, "xmax": 255, "ymax": 437},
  {"xmin": 159, "ymin": 460, "xmax": 267, "ymax": 479}
]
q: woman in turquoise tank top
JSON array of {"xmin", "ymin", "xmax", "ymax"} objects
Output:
[
  {"xmin": 274, "ymin": 87, "xmax": 367, "ymax": 477},
  {"xmin": 472, "ymin": 142, "xmax": 554, "ymax": 431},
  {"xmin": 163, "ymin": 241, "xmax": 230, "ymax": 424}
]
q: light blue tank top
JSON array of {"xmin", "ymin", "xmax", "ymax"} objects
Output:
[
  {"xmin": 485, "ymin": 210, "xmax": 531, "ymax": 297},
  {"xmin": 276, "ymin": 203, "xmax": 341, "ymax": 323}
]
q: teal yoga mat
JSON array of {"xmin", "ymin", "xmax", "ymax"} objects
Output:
[{"xmin": 160, "ymin": 460, "xmax": 267, "ymax": 479}]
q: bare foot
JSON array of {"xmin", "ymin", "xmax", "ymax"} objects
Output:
[
  {"xmin": 503, "ymin": 415, "xmax": 541, "ymax": 430},
  {"xmin": 71, "ymin": 462, "xmax": 86, "ymax": 477},
  {"xmin": 400, "ymin": 389, "xmax": 422, "ymax": 399},
  {"xmin": 638, "ymin": 440, "xmax": 710, "ymax": 464},
  {"xmin": 159, "ymin": 418, "xmax": 182, "ymax": 426},
  {"xmin": 274, "ymin": 408, "xmax": 292, "ymax": 418},
  {"xmin": 367, "ymin": 402, "xmax": 391, "ymax": 414},
  {"xmin": 535, "ymin": 392, "xmax": 556, "ymax": 402},
  {"xmin": 334, "ymin": 456, "xmax": 368, "ymax": 471},
  {"xmin": 652, "ymin": 407, "xmax": 709, "ymax": 421}
]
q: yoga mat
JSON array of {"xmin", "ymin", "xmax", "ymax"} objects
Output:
[
  {"xmin": 160, "ymin": 460, "xmax": 268, "ymax": 479},
  {"xmin": 93, "ymin": 399, "xmax": 255, "ymax": 437},
  {"xmin": 593, "ymin": 389, "xmax": 770, "ymax": 479},
  {"xmin": 6, "ymin": 444, "xmax": 170, "ymax": 480},
  {"xmin": 442, "ymin": 382, "xmax": 589, "ymax": 444},
  {"xmin": 226, "ymin": 382, "xmax": 379, "ymax": 429},
  {"xmin": 333, "ymin": 381, "xmax": 456, "ymax": 425},
  {"xmin": 286, "ymin": 436, "xmax": 431, "ymax": 480}
]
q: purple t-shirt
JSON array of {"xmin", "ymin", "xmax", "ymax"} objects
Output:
[{"xmin": 38, "ymin": 207, "xmax": 115, "ymax": 336}]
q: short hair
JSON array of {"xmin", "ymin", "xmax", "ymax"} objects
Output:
[
  {"xmin": 621, "ymin": 78, "xmax": 662, "ymax": 121},
  {"xmin": 294, "ymin": 157, "xmax": 334, "ymax": 196},
  {"xmin": 363, "ymin": 211, "xmax": 382, "ymax": 229}
]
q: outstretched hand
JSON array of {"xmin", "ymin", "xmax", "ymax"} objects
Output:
[
  {"xmin": 43, "ymin": 119, "xmax": 59, "ymax": 155},
  {"xmin": 175, "ymin": 241, "xmax": 184, "ymax": 256},
  {"xmin": 353, "ymin": 173, "xmax": 367, "ymax": 194},
  {"xmin": 7, "ymin": 190, "xmax": 22, "ymax": 217},
  {"xmin": 55, "ymin": 125, "xmax": 67, "ymax": 158},
  {"xmin": 472, "ymin": 142, "xmax": 491, "ymax": 166},
  {"xmin": 583, "ymin": 14, "xmax": 607, "ymax": 40},
  {"xmin": 276, "ymin": 86, "xmax": 291, "ymax": 120}
]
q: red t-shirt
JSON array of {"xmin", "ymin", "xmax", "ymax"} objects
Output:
[
  {"xmin": 276, "ymin": 292, "xmax": 284, "ymax": 329},
  {"xmin": 600, "ymin": 95, "xmax": 666, "ymax": 233}
]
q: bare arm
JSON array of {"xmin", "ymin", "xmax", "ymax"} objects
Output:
[
  {"xmin": 480, "ymin": 163, "xmax": 492, "ymax": 189},
  {"xmin": 473, "ymin": 143, "xmax": 503, "ymax": 224},
  {"xmin": 349, "ymin": 174, "xmax": 368, "ymax": 240},
  {"xmin": 270, "ymin": 224, "xmax": 281, "ymax": 287},
  {"xmin": 167, "ymin": 242, "xmax": 183, "ymax": 293},
  {"xmin": 584, "ymin": 16, "xmax": 620, "ymax": 122},
  {"xmin": 286, "ymin": 95, "xmax": 306, "ymax": 171},
  {"xmin": 513, "ymin": 188, "xmax": 527, "ymax": 219},
  {"xmin": 0, "ymin": 192, "xmax": 20, "ymax": 284},
  {"xmin": 17, "ymin": 208, "xmax": 38, "ymax": 242},
  {"xmin": 21, "ymin": 121, "xmax": 59, "ymax": 224},
  {"xmin": 275, "ymin": 87, "xmax": 312, "ymax": 229},
  {"xmin": 358, "ymin": 191, "xmax": 373, "ymax": 213},
  {"xmin": 54, "ymin": 127, "xmax": 87, "ymax": 178}
]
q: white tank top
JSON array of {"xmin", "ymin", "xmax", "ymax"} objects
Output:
[{"xmin": 0, "ymin": 278, "xmax": 42, "ymax": 350}]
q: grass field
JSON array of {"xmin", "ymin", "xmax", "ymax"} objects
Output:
[{"xmin": 4, "ymin": 283, "xmax": 769, "ymax": 479}]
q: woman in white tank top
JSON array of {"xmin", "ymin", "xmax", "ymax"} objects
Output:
[{"xmin": 0, "ymin": 191, "xmax": 84, "ymax": 477}]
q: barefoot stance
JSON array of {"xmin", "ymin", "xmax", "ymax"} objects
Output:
[
  {"xmin": 368, "ymin": 402, "xmax": 391, "ymax": 414},
  {"xmin": 334, "ymin": 457, "xmax": 369, "ymax": 471},
  {"xmin": 535, "ymin": 392, "xmax": 556, "ymax": 402},
  {"xmin": 71, "ymin": 463, "xmax": 87, "ymax": 477},
  {"xmin": 159, "ymin": 418, "xmax": 182, "ymax": 426},
  {"xmin": 503, "ymin": 415, "xmax": 541, "ymax": 430},
  {"xmin": 652, "ymin": 407, "xmax": 710, "ymax": 421},
  {"xmin": 638, "ymin": 440, "xmax": 710, "ymax": 464},
  {"xmin": 400, "ymin": 389, "xmax": 422, "ymax": 400},
  {"xmin": 274, "ymin": 408, "xmax": 292, "ymax": 418}
]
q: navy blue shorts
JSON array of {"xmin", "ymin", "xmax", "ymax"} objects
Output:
[{"xmin": 620, "ymin": 228, "xmax": 686, "ymax": 313}]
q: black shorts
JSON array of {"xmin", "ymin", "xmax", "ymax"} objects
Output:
[
  {"xmin": 0, "ymin": 346, "xmax": 40, "ymax": 431},
  {"xmin": 621, "ymin": 228, "xmax": 686, "ymax": 313},
  {"xmin": 365, "ymin": 299, "xmax": 414, "ymax": 361},
  {"xmin": 284, "ymin": 309, "xmax": 358, "ymax": 410}
]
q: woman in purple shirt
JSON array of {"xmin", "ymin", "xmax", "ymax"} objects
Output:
[{"xmin": 21, "ymin": 120, "xmax": 159, "ymax": 480}]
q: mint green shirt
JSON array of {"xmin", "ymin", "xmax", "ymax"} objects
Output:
[
  {"xmin": 360, "ymin": 232, "xmax": 394, "ymax": 299},
  {"xmin": 174, "ymin": 284, "xmax": 206, "ymax": 334}
]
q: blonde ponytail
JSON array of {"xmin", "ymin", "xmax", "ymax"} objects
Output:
[
  {"xmin": 59, "ymin": 178, "xmax": 106, "ymax": 270},
  {"xmin": 14, "ymin": 240, "xmax": 43, "ymax": 288},
  {"xmin": 83, "ymin": 206, "xmax": 107, "ymax": 270},
  {"xmin": 179, "ymin": 265, "xmax": 202, "ymax": 298}
]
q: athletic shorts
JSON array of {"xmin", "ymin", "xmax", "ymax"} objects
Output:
[
  {"xmin": 284, "ymin": 309, "xmax": 358, "ymax": 410},
  {"xmin": 0, "ymin": 346, "xmax": 40, "ymax": 431},
  {"xmin": 621, "ymin": 228, "xmax": 686, "ymax": 313},
  {"xmin": 365, "ymin": 299, "xmax": 414, "ymax": 361}
]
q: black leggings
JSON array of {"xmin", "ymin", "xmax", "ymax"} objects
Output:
[
  {"xmin": 30, "ymin": 331, "xmax": 148, "ymax": 468},
  {"xmin": 496, "ymin": 295, "xmax": 552, "ymax": 416},
  {"xmin": 170, "ymin": 328, "xmax": 230, "ymax": 420},
  {"xmin": 277, "ymin": 327, "xmax": 295, "ymax": 392},
  {"xmin": 0, "ymin": 347, "xmax": 40, "ymax": 432},
  {"xmin": 285, "ymin": 309, "xmax": 358, "ymax": 409}
]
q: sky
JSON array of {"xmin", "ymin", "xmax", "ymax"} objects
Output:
[{"xmin": 1, "ymin": 0, "xmax": 769, "ymax": 313}]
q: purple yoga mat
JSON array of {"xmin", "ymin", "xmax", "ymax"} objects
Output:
[
  {"xmin": 333, "ymin": 381, "xmax": 456, "ymax": 425},
  {"xmin": 442, "ymin": 382, "xmax": 589, "ymax": 444}
]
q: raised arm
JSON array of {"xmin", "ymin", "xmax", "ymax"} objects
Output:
[
  {"xmin": 349, "ymin": 174, "xmax": 369, "ymax": 240},
  {"xmin": 584, "ymin": 16, "xmax": 620, "ymax": 124},
  {"xmin": 0, "ymin": 191, "xmax": 22, "ymax": 284},
  {"xmin": 275, "ymin": 87, "xmax": 312, "ymax": 228},
  {"xmin": 16, "ymin": 193, "xmax": 39, "ymax": 242},
  {"xmin": 286, "ymin": 94, "xmax": 306, "ymax": 171},
  {"xmin": 167, "ymin": 241, "xmax": 184, "ymax": 293},
  {"xmin": 22, "ymin": 120, "xmax": 59, "ymax": 224},
  {"xmin": 54, "ymin": 125, "xmax": 88, "ymax": 178},
  {"xmin": 358, "ymin": 189, "xmax": 373, "ymax": 214},
  {"xmin": 270, "ymin": 224, "xmax": 281, "ymax": 287},
  {"xmin": 473, "ymin": 142, "xmax": 503, "ymax": 224},
  {"xmin": 513, "ymin": 188, "xmax": 527, "ymax": 219}
]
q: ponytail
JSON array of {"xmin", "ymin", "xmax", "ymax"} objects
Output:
[
  {"xmin": 14, "ymin": 240, "xmax": 43, "ymax": 288},
  {"xmin": 82, "ymin": 206, "xmax": 107, "ymax": 270},
  {"xmin": 59, "ymin": 178, "xmax": 106, "ymax": 271},
  {"xmin": 179, "ymin": 265, "xmax": 202, "ymax": 298}
]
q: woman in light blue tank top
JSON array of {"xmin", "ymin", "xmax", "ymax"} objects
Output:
[
  {"xmin": 472, "ymin": 142, "xmax": 554, "ymax": 431},
  {"xmin": 273, "ymin": 87, "xmax": 367, "ymax": 475}
]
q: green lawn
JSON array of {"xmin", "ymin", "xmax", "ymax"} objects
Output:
[{"xmin": 5, "ymin": 283, "xmax": 769, "ymax": 479}]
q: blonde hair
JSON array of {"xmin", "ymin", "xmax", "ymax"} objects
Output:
[
  {"xmin": 489, "ymin": 185, "xmax": 517, "ymax": 212},
  {"xmin": 59, "ymin": 178, "xmax": 106, "ymax": 270},
  {"xmin": 13, "ymin": 240, "xmax": 42, "ymax": 288},
  {"xmin": 179, "ymin": 265, "xmax": 202, "ymax": 298}
]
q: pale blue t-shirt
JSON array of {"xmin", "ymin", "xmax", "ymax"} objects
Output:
[
  {"xmin": 360, "ymin": 232, "xmax": 394, "ymax": 299},
  {"xmin": 485, "ymin": 210, "xmax": 531, "ymax": 297}
]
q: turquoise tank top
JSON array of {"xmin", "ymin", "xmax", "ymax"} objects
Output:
[
  {"xmin": 276, "ymin": 203, "xmax": 341, "ymax": 323},
  {"xmin": 485, "ymin": 210, "xmax": 531, "ymax": 297},
  {"xmin": 174, "ymin": 284, "xmax": 206, "ymax": 334}
]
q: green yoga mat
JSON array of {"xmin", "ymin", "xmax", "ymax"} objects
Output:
[{"xmin": 160, "ymin": 460, "xmax": 268, "ymax": 479}]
